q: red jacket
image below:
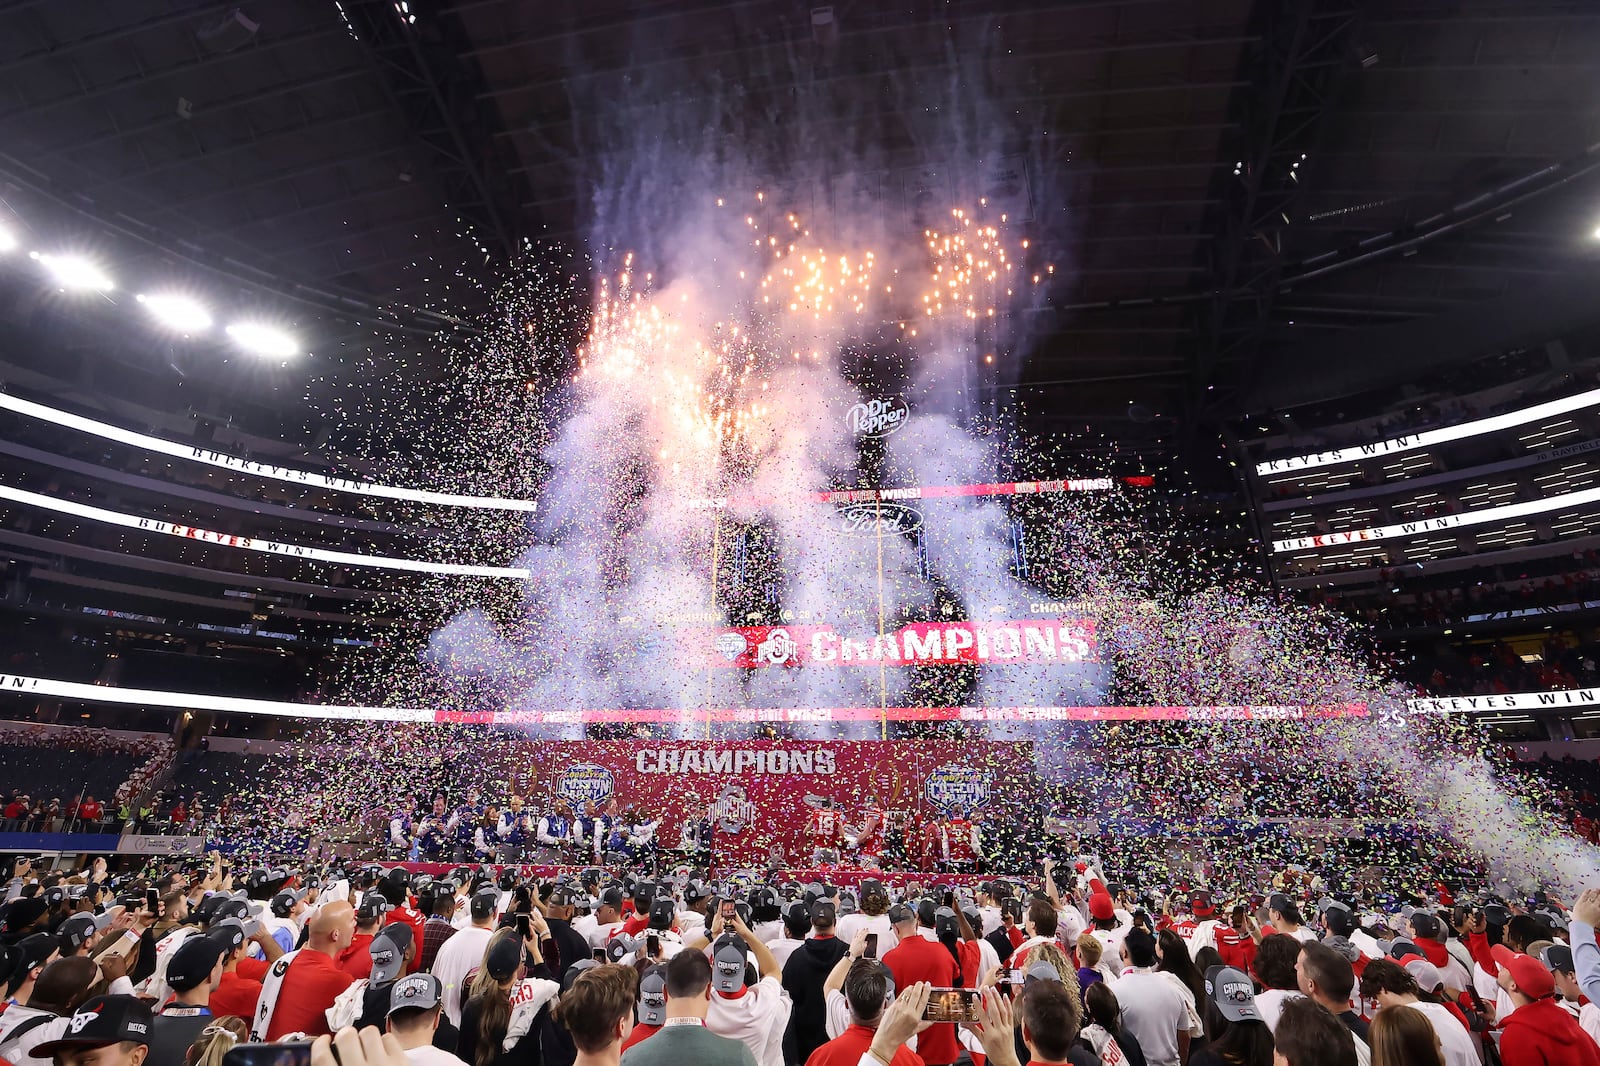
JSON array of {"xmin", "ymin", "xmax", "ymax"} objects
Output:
[
  {"xmin": 1499, "ymin": 997, "xmax": 1600, "ymax": 1066},
  {"xmin": 1215, "ymin": 926, "xmax": 1257, "ymax": 974}
]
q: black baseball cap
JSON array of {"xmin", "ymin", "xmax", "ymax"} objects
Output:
[
  {"xmin": 649, "ymin": 898, "xmax": 676, "ymax": 931},
  {"xmin": 167, "ymin": 934, "xmax": 228, "ymax": 993},
  {"xmin": 888, "ymin": 903, "xmax": 915, "ymax": 925},
  {"xmin": 34, "ymin": 995, "xmax": 153, "ymax": 1055},
  {"xmin": 485, "ymin": 935, "xmax": 524, "ymax": 981},
  {"xmin": 598, "ymin": 886, "xmax": 624, "ymax": 909}
]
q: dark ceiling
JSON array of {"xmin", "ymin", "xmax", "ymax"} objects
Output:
[{"xmin": 1, "ymin": 0, "xmax": 1599, "ymax": 459}]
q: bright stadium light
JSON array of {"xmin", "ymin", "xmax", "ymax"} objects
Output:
[
  {"xmin": 136, "ymin": 293, "xmax": 213, "ymax": 334},
  {"xmin": 0, "ymin": 225, "xmax": 17, "ymax": 254},
  {"xmin": 30, "ymin": 252, "xmax": 114, "ymax": 292},
  {"xmin": 226, "ymin": 321, "xmax": 300, "ymax": 358}
]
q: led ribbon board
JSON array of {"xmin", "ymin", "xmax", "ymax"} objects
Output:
[
  {"xmin": 687, "ymin": 476, "xmax": 1155, "ymax": 509},
  {"xmin": 1270, "ymin": 483, "xmax": 1600, "ymax": 553},
  {"xmin": 1408, "ymin": 687, "xmax": 1600, "ymax": 713},
  {"xmin": 0, "ymin": 391, "xmax": 536, "ymax": 511},
  {"xmin": 0, "ymin": 483, "xmax": 531, "ymax": 578},
  {"xmin": 1254, "ymin": 387, "xmax": 1600, "ymax": 477},
  {"xmin": 0, "ymin": 673, "xmax": 1366, "ymax": 723}
]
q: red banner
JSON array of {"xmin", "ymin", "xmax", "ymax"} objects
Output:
[
  {"xmin": 507, "ymin": 740, "xmax": 1035, "ymax": 867},
  {"xmin": 686, "ymin": 618, "xmax": 1097, "ymax": 669}
]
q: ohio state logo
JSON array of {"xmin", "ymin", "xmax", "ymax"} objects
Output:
[{"xmin": 714, "ymin": 784, "xmax": 757, "ymax": 834}]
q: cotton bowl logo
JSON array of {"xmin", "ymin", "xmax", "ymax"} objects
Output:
[
  {"xmin": 847, "ymin": 396, "xmax": 910, "ymax": 438},
  {"xmin": 713, "ymin": 632, "xmax": 747, "ymax": 662},
  {"xmin": 832, "ymin": 502, "xmax": 922, "ymax": 537},
  {"xmin": 556, "ymin": 763, "xmax": 615, "ymax": 806},
  {"xmin": 924, "ymin": 765, "xmax": 990, "ymax": 814}
]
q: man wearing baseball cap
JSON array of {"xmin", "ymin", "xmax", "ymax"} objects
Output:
[
  {"xmin": 881, "ymin": 904, "xmax": 958, "ymax": 1066},
  {"xmin": 30, "ymin": 994, "xmax": 152, "ymax": 1066},
  {"xmin": 1493, "ymin": 943, "xmax": 1600, "ymax": 1065},
  {"xmin": 620, "ymin": 952, "xmax": 752, "ymax": 1066},
  {"xmin": 386, "ymin": 973, "xmax": 467, "ymax": 1066},
  {"xmin": 684, "ymin": 912, "xmax": 789, "ymax": 1066},
  {"xmin": 1542, "ymin": 943, "xmax": 1600, "ymax": 1047},
  {"xmin": 430, "ymin": 886, "xmax": 505, "ymax": 1029},
  {"xmin": 147, "ymin": 932, "xmax": 228, "ymax": 1065},
  {"xmin": 208, "ymin": 919, "xmax": 265, "ymax": 1021}
]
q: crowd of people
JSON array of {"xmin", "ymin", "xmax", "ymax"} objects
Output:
[{"xmin": 3, "ymin": 849, "xmax": 1600, "ymax": 1066}]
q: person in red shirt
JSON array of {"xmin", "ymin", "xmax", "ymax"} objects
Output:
[
  {"xmin": 809, "ymin": 799, "xmax": 844, "ymax": 864},
  {"xmin": 806, "ymin": 958, "xmax": 924, "ymax": 1066},
  {"xmin": 339, "ymin": 898, "xmax": 385, "ymax": 979},
  {"xmin": 882, "ymin": 904, "xmax": 959, "ymax": 1066},
  {"xmin": 1214, "ymin": 905, "xmax": 1258, "ymax": 974},
  {"xmin": 942, "ymin": 811, "xmax": 977, "ymax": 872},
  {"xmin": 78, "ymin": 796, "xmax": 102, "ymax": 825},
  {"xmin": 1492, "ymin": 944, "xmax": 1600, "ymax": 1066},
  {"xmin": 261, "ymin": 901, "xmax": 357, "ymax": 1040},
  {"xmin": 209, "ymin": 922, "xmax": 265, "ymax": 1021}
]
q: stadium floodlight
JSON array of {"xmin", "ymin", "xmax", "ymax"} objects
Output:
[
  {"xmin": 31, "ymin": 252, "xmax": 114, "ymax": 292},
  {"xmin": 136, "ymin": 293, "xmax": 213, "ymax": 334},
  {"xmin": 226, "ymin": 321, "xmax": 299, "ymax": 358},
  {"xmin": 0, "ymin": 225, "xmax": 16, "ymax": 253}
]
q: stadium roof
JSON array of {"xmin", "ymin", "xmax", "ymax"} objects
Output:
[{"xmin": 3, "ymin": 0, "xmax": 1600, "ymax": 457}]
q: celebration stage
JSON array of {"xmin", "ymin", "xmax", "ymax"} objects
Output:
[{"xmin": 490, "ymin": 739, "xmax": 1039, "ymax": 869}]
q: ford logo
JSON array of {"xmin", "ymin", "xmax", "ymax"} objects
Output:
[
  {"xmin": 832, "ymin": 501, "xmax": 923, "ymax": 537},
  {"xmin": 846, "ymin": 396, "xmax": 910, "ymax": 438}
]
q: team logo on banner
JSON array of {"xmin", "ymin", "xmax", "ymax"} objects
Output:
[
  {"xmin": 713, "ymin": 632, "xmax": 747, "ymax": 661},
  {"xmin": 924, "ymin": 764, "xmax": 991, "ymax": 814},
  {"xmin": 556, "ymin": 763, "xmax": 615, "ymax": 806},
  {"xmin": 847, "ymin": 396, "xmax": 910, "ymax": 438},
  {"xmin": 832, "ymin": 501, "xmax": 922, "ymax": 537},
  {"xmin": 714, "ymin": 783, "xmax": 758, "ymax": 834}
]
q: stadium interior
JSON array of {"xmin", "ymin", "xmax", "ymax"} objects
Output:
[{"xmin": 1, "ymin": 0, "xmax": 1600, "ymax": 885}]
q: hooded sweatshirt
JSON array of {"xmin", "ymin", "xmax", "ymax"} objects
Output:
[
  {"xmin": 1499, "ymin": 996, "xmax": 1600, "ymax": 1066},
  {"xmin": 783, "ymin": 934, "xmax": 850, "ymax": 1064}
]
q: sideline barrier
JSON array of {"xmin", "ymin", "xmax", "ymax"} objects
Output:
[{"xmin": 0, "ymin": 831, "xmax": 252, "ymax": 856}]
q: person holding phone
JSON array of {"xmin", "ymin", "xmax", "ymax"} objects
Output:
[
  {"xmin": 881, "ymin": 904, "xmax": 961, "ymax": 1066},
  {"xmin": 679, "ymin": 909, "xmax": 791, "ymax": 1066}
]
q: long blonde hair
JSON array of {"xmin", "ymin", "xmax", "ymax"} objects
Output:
[{"xmin": 185, "ymin": 1017, "xmax": 248, "ymax": 1066}]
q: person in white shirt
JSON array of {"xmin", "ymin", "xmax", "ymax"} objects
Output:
[
  {"xmin": 1266, "ymin": 893, "xmax": 1316, "ymax": 944},
  {"xmin": 432, "ymin": 889, "xmax": 524, "ymax": 1028},
  {"xmin": 684, "ymin": 913, "xmax": 791, "ymax": 1066},
  {"xmin": 1545, "ymin": 944, "xmax": 1600, "ymax": 1047},
  {"xmin": 386, "ymin": 973, "xmax": 469, "ymax": 1066},
  {"xmin": 1249, "ymin": 934, "xmax": 1306, "ymax": 1032},
  {"xmin": 584, "ymin": 887, "xmax": 627, "ymax": 950},
  {"xmin": 769, "ymin": 903, "xmax": 813, "ymax": 970},
  {"xmin": 834, "ymin": 882, "xmax": 899, "ymax": 958},
  {"xmin": 1110, "ymin": 929, "xmax": 1189, "ymax": 1066},
  {"xmin": 1358, "ymin": 958, "xmax": 1480, "ymax": 1066}
]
